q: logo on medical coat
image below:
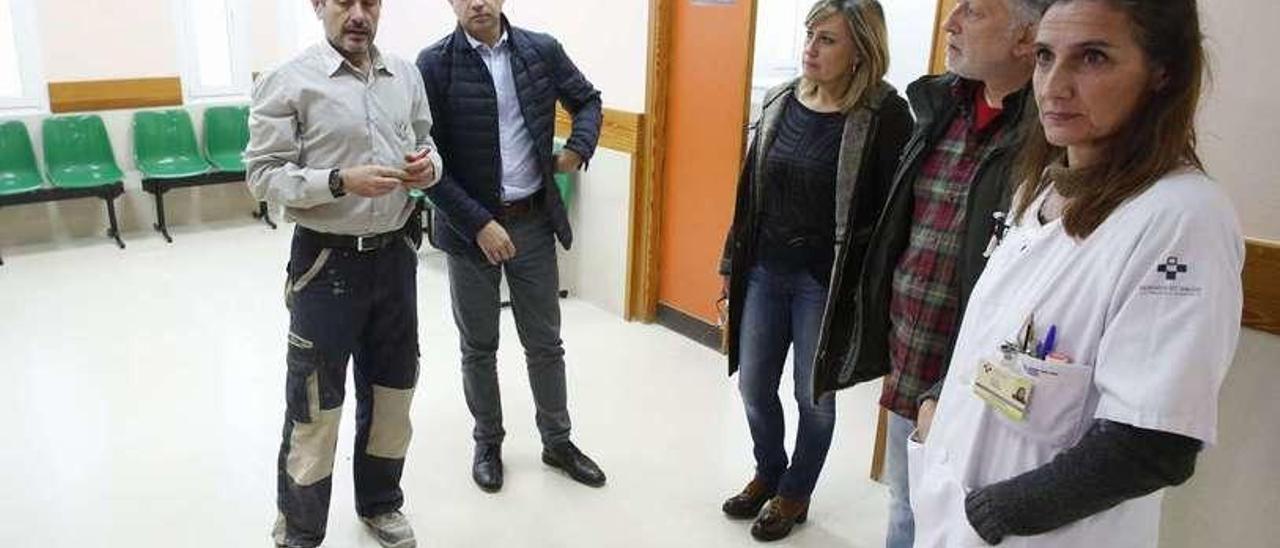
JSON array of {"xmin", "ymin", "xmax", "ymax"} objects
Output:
[
  {"xmin": 1157, "ymin": 256, "xmax": 1188, "ymax": 280},
  {"xmin": 1141, "ymin": 256, "xmax": 1201, "ymax": 297}
]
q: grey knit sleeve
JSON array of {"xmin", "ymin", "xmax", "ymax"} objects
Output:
[{"xmin": 964, "ymin": 419, "xmax": 1202, "ymax": 544}]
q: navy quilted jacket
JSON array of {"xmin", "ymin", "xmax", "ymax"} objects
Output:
[{"xmin": 416, "ymin": 20, "xmax": 602, "ymax": 254}]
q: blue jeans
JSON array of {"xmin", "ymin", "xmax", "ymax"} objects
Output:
[
  {"xmin": 885, "ymin": 411, "xmax": 915, "ymax": 548},
  {"xmin": 737, "ymin": 264, "xmax": 836, "ymax": 501}
]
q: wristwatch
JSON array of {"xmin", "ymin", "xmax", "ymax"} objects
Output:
[{"xmin": 328, "ymin": 169, "xmax": 346, "ymax": 198}]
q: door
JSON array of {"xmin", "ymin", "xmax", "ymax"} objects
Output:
[{"xmin": 656, "ymin": 0, "xmax": 757, "ymax": 325}]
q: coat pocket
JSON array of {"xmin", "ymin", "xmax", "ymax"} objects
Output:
[
  {"xmin": 289, "ymin": 248, "xmax": 332, "ymax": 294},
  {"xmin": 996, "ymin": 354, "xmax": 1095, "ymax": 448},
  {"xmin": 908, "ymin": 437, "xmax": 988, "ymax": 548}
]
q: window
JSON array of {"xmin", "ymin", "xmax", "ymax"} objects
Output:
[
  {"xmin": 278, "ymin": 0, "xmax": 324, "ymax": 57},
  {"xmin": 0, "ymin": 0, "xmax": 47, "ymax": 113},
  {"xmin": 173, "ymin": 0, "xmax": 251, "ymax": 101}
]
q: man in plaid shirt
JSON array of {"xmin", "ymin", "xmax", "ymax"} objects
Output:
[
  {"xmin": 881, "ymin": 2, "xmax": 1047, "ymax": 546},
  {"xmin": 809, "ymin": 1, "xmax": 1049, "ymax": 547}
]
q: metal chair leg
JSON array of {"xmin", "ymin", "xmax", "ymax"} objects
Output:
[
  {"xmin": 152, "ymin": 189, "xmax": 173, "ymax": 243},
  {"xmin": 104, "ymin": 194, "xmax": 126, "ymax": 249}
]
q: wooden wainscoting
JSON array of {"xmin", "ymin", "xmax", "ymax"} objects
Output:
[
  {"xmin": 48, "ymin": 77, "xmax": 184, "ymax": 114},
  {"xmin": 1243, "ymin": 238, "xmax": 1280, "ymax": 336}
]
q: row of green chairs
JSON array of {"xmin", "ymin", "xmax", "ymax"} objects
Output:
[
  {"xmin": 0, "ymin": 116, "xmax": 127, "ymax": 264},
  {"xmin": 2, "ymin": 106, "xmax": 573, "ymax": 264},
  {"xmin": 135, "ymin": 105, "xmax": 275, "ymax": 243}
]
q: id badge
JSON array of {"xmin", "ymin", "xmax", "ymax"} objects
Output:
[{"xmin": 973, "ymin": 357, "xmax": 1035, "ymax": 421}]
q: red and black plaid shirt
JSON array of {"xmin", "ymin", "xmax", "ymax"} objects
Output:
[{"xmin": 880, "ymin": 82, "xmax": 1007, "ymax": 419}]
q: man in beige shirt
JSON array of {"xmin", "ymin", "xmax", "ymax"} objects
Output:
[{"xmin": 246, "ymin": 1, "xmax": 440, "ymax": 547}]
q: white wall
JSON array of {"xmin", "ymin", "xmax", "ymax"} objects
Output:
[
  {"xmin": 509, "ymin": 0, "xmax": 650, "ymax": 113},
  {"xmin": 558, "ymin": 149, "xmax": 635, "ymax": 316},
  {"xmin": 37, "ymin": 0, "xmax": 179, "ymax": 80},
  {"xmin": 1196, "ymin": 0, "xmax": 1280, "ymax": 240},
  {"xmin": 1161, "ymin": 329, "xmax": 1280, "ymax": 547},
  {"xmin": 882, "ymin": 0, "xmax": 936, "ymax": 92}
]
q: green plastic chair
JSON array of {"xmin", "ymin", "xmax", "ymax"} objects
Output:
[
  {"xmin": 0, "ymin": 121, "xmax": 44, "ymax": 196},
  {"xmin": 133, "ymin": 109, "xmax": 211, "ymax": 179},
  {"xmin": 204, "ymin": 105, "xmax": 277, "ymax": 230},
  {"xmin": 203, "ymin": 105, "xmax": 249, "ymax": 173},
  {"xmin": 43, "ymin": 115, "xmax": 125, "ymax": 189},
  {"xmin": 134, "ymin": 109, "xmax": 215, "ymax": 242},
  {"xmin": 554, "ymin": 171, "xmax": 573, "ymax": 208},
  {"xmin": 20, "ymin": 114, "xmax": 128, "ymax": 257},
  {"xmin": 552, "ymin": 140, "xmax": 575, "ymax": 208}
]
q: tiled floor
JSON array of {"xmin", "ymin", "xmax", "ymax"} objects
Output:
[{"xmin": 0, "ymin": 221, "xmax": 889, "ymax": 547}]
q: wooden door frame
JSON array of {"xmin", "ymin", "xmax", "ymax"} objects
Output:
[
  {"xmin": 627, "ymin": 0, "xmax": 760, "ymax": 322},
  {"xmin": 626, "ymin": 0, "xmax": 673, "ymax": 322}
]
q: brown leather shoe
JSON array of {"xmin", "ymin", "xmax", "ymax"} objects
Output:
[
  {"xmin": 750, "ymin": 496, "xmax": 809, "ymax": 541},
  {"xmin": 722, "ymin": 478, "xmax": 775, "ymax": 519}
]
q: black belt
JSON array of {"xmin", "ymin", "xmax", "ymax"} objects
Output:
[
  {"xmin": 500, "ymin": 189, "xmax": 544, "ymax": 219},
  {"xmin": 297, "ymin": 225, "xmax": 406, "ymax": 252}
]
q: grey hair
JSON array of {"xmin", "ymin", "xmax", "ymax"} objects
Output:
[{"xmin": 1008, "ymin": 0, "xmax": 1051, "ymax": 27}]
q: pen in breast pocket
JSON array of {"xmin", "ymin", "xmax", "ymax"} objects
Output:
[
  {"xmin": 1019, "ymin": 314, "xmax": 1036, "ymax": 353},
  {"xmin": 1036, "ymin": 325, "xmax": 1057, "ymax": 359}
]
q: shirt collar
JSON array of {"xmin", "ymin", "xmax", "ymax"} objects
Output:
[
  {"xmin": 465, "ymin": 30, "xmax": 509, "ymax": 53},
  {"xmin": 318, "ymin": 39, "xmax": 393, "ymax": 77}
]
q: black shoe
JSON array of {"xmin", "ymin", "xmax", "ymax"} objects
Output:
[
  {"xmin": 722, "ymin": 478, "xmax": 775, "ymax": 519},
  {"xmin": 541, "ymin": 441, "xmax": 606, "ymax": 487},
  {"xmin": 472, "ymin": 443, "xmax": 503, "ymax": 493},
  {"xmin": 750, "ymin": 496, "xmax": 809, "ymax": 542}
]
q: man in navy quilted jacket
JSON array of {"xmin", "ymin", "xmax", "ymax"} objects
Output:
[{"xmin": 416, "ymin": 0, "xmax": 605, "ymax": 494}]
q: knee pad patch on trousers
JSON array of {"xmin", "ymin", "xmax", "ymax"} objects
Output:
[
  {"xmin": 366, "ymin": 385, "xmax": 415, "ymax": 459},
  {"xmin": 286, "ymin": 371, "xmax": 342, "ymax": 486}
]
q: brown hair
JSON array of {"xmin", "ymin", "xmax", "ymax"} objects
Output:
[
  {"xmin": 1013, "ymin": 0, "xmax": 1206, "ymax": 238},
  {"xmin": 798, "ymin": 0, "xmax": 890, "ymax": 113}
]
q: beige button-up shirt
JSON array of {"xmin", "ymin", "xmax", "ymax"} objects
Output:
[{"xmin": 247, "ymin": 41, "xmax": 442, "ymax": 236}]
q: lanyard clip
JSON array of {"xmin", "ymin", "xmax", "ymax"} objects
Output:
[{"xmin": 983, "ymin": 211, "xmax": 1010, "ymax": 258}]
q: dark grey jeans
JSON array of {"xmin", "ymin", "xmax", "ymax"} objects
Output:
[{"xmin": 446, "ymin": 205, "xmax": 571, "ymax": 447}]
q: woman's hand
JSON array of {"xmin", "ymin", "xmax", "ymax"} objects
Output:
[{"xmin": 916, "ymin": 399, "xmax": 938, "ymax": 442}]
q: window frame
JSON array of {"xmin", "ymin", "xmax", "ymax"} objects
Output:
[
  {"xmin": 0, "ymin": 0, "xmax": 49, "ymax": 114},
  {"xmin": 171, "ymin": 0, "xmax": 253, "ymax": 103}
]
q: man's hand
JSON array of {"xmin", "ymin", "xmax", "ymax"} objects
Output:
[
  {"xmin": 916, "ymin": 399, "xmax": 938, "ymax": 442},
  {"xmin": 340, "ymin": 165, "xmax": 408, "ymax": 197},
  {"xmin": 402, "ymin": 147, "xmax": 437, "ymax": 190},
  {"xmin": 555, "ymin": 149, "xmax": 583, "ymax": 173},
  {"xmin": 476, "ymin": 220, "xmax": 516, "ymax": 265}
]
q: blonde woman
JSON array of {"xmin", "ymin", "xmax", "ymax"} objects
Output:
[{"xmin": 718, "ymin": 0, "xmax": 911, "ymax": 541}]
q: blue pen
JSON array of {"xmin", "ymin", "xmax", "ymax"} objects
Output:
[{"xmin": 1038, "ymin": 325, "xmax": 1058, "ymax": 359}]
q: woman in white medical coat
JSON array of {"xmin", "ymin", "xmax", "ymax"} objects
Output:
[{"xmin": 908, "ymin": 1, "xmax": 1244, "ymax": 546}]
